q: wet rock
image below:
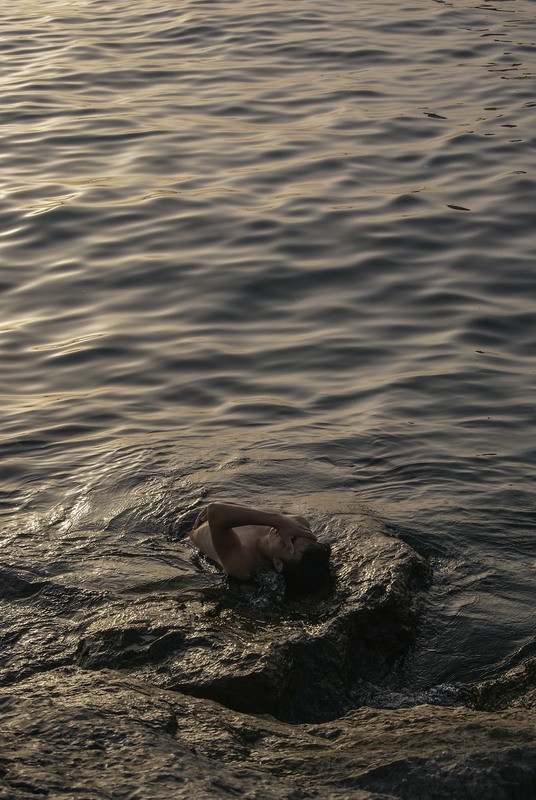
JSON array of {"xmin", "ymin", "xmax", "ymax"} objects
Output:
[
  {"xmin": 2, "ymin": 518, "xmax": 534, "ymax": 800},
  {"xmin": 1, "ymin": 667, "xmax": 534, "ymax": 800},
  {"xmin": 74, "ymin": 515, "xmax": 431, "ymax": 721},
  {"xmin": 0, "ymin": 567, "xmax": 105, "ymax": 687},
  {"xmin": 465, "ymin": 658, "xmax": 536, "ymax": 711}
]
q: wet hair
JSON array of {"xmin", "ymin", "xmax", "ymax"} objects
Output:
[{"xmin": 280, "ymin": 542, "xmax": 332, "ymax": 597}]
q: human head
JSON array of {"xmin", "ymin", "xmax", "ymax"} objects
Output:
[{"xmin": 276, "ymin": 541, "xmax": 332, "ymax": 597}]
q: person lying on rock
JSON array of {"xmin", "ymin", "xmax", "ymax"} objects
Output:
[{"xmin": 174, "ymin": 501, "xmax": 331, "ymax": 597}]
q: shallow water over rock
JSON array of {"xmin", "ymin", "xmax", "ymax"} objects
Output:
[
  {"xmin": 2, "ymin": 514, "xmax": 429, "ymax": 724},
  {"xmin": 74, "ymin": 516, "xmax": 430, "ymax": 722}
]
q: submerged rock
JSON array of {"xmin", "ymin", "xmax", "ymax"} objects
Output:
[
  {"xmin": 0, "ymin": 566, "xmax": 105, "ymax": 686},
  {"xmin": 74, "ymin": 515, "xmax": 431, "ymax": 721}
]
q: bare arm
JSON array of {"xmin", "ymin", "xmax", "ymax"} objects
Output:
[{"xmin": 207, "ymin": 501, "xmax": 314, "ymax": 572}]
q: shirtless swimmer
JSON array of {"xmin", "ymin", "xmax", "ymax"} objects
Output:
[{"xmin": 187, "ymin": 501, "xmax": 331, "ymax": 597}]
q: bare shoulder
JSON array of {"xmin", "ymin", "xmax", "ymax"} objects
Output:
[
  {"xmin": 189, "ymin": 521, "xmax": 211, "ymax": 551},
  {"xmin": 191, "ymin": 515, "xmax": 256, "ymax": 581}
]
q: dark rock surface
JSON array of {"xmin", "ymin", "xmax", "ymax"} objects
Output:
[
  {"xmin": 465, "ymin": 658, "xmax": 536, "ymax": 712},
  {"xmin": 1, "ymin": 665, "xmax": 534, "ymax": 800}
]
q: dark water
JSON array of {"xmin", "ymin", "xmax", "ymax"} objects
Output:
[{"xmin": 1, "ymin": 0, "xmax": 535, "ymax": 696}]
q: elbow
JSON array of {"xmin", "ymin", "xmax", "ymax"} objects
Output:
[{"xmin": 207, "ymin": 502, "xmax": 225, "ymax": 525}]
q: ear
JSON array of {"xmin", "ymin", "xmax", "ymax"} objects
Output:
[{"xmin": 273, "ymin": 558, "xmax": 284, "ymax": 573}]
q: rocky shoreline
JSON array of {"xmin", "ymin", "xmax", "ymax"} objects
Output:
[
  {"xmin": 1, "ymin": 515, "xmax": 534, "ymax": 798},
  {"xmin": 1, "ymin": 661, "xmax": 534, "ymax": 800}
]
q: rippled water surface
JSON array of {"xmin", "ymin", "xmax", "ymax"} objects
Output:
[{"xmin": 1, "ymin": 0, "xmax": 535, "ymax": 694}]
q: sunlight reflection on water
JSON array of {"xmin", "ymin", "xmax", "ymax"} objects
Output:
[{"xmin": 1, "ymin": 0, "xmax": 535, "ymax": 691}]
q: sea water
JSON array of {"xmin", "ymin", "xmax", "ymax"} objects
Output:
[{"xmin": 1, "ymin": 0, "xmax": 535, "ymax": 695}]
